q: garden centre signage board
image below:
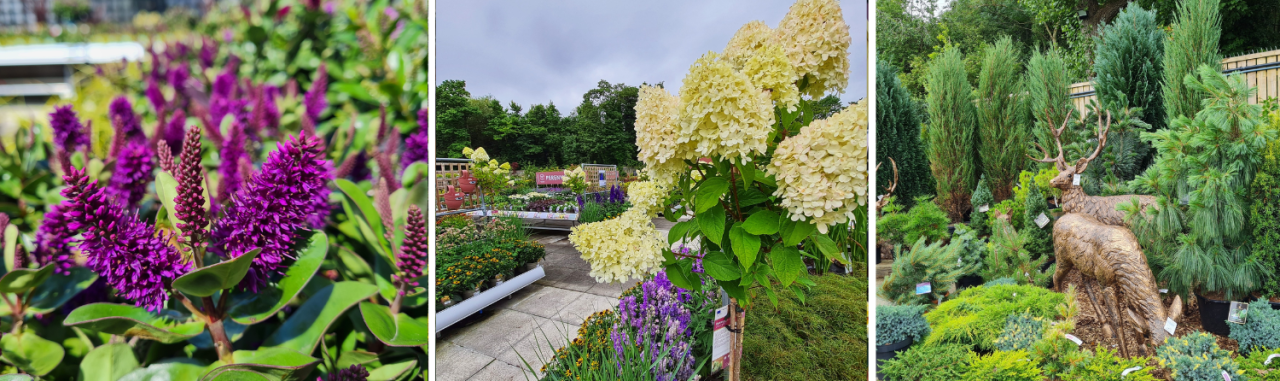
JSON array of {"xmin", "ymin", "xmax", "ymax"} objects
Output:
[{"xmin": 536, "ymin": 171, "xmax": 565, "ymax": 185}]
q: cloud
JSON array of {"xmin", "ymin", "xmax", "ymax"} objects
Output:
[{"xmin": 438, "ymin": 0, "xmax": 868, "ymax": 111}]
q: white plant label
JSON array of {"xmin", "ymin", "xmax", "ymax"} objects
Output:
[
  {"xmin": 1265, "ymin": 354, "xmax": 1280, "ymax": 365},
  {"xmin": 1073, "ymin": 174, "xmax": 1081, "ymax": 186},
  {"xmin": 1160, "ymin": 289, "xmax": 1168, "ymax": 294},
  {"xmin": 1164, "ymin": 317, "xmax": 1177, "ymax": 335},
  {"xmin": 1036, "ymin": 213, "xmax": 1050, "ymax": 228},
  {"xmin": 916, "ymin": 282, "xmax": 932, "ymax": 295},
  {"xmin": 877, "ymin": 195, "xmax": 885, "ymax": 201},
  {"xmin": 1065, "ymin": 334, "xmax": 1082, "ymax": 346},
  {"xmin": 1121, "ymin": 366, "xmax": 1144, "ymax": 378},
  {"xmin": 1222, "ymin": 370, "xmax": 1231, "ymax": 381},
  {"xmin": 712, "ymin": 306, "xmax": 730, "ymax": 371},
  {"xmin": 978, "ymin": 204, "xmax": 990, "ymax": 212}
]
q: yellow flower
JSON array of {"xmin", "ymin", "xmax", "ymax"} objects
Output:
[
  {"xmin": 568, "ymin": 208, "xmax": 666, "ymax": 283},
  {"xmin": 766, "ymin": 102, "xmax": 868, "ymax": 233},
  {"xmin": 723, "ymin": 21, "xmax": 800, "ymax": 111},
  {"xmin": 776, "ymin": 0, "xmax": 851, "ymax": 98},
  {"xmin": 635, "ymin": 85, "xmax": 688, "ymax": 187},
  {"xmin": 677, "ymin": 52, "xmax": 774, "ymax": 164},
  {"xmin": 626, "ymin": 180, "xmax": 669, "ymax": 217}
]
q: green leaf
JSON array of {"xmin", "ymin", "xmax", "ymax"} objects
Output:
[
  {"xmin": 664, "ymin": 263, "xmax": 699, "ymax": 292},
  {"xmin": 781, "ymin": 219, "xmax": 816, "ymax": 246},
  {"xmin": 0, "ymin": 265, "xmax": 54, "ymax": 293},
  {"xmin": 668, "ymin": 219, "xmax": 698, "ymax": 246},
  {"xmin": 770, "ymin": 247, "xmax": 805, "ymax": 287},
  {"xmin": 63, "ymin": 303, "xmax": 205, "ymax": 343},
  {"xmin": 0, "ymin": 375, "xmax": 33, "ymax": 380},
  {"xmin": 0, "ymin": 330, "xmax": 64, "ymax": 376},
  {"xmin": 118, "ymin": 360, "xmax": 207, "ymax": 381},
  {"xmin": 811, "ymin": 235, "xmax": 844, "ymax": 264},
  {"xmin": 335, "ymin": 351, "xmax": 378, "ymax": 369},
  {"xmin": 742, "ymin": 210, "xmax": 781, "ymax": 235},
  {"xmin": 335, "ymin": 179, "xmax": 390, "ymax": 259},
  {"xmin": 172, "ymin": 249, "xmax": 261, "ymax": 297},
  {"xmin": 719, "ymin": 280, "xmax": 747, "ymax": 301},
  {"xmin": 359, "ymin": 302, "xmax": 430, "ymax": 347},
  {"xmin": 729, "ymin": 225, "xmax": 761, "ymax": 269},
  {"xmin": 3, "ymin": 224, "xmax": 17, "ymax": 272},
  {"xmin": 695, "ymin": 177, "xmax": 730, "ymax": 213},
  {"xmin": 735, "ymin": 163, "xmax": 755, "ymax": 187},
  {"xmin": 229, "ymin": 231, "xmax": 328, "ymax": 325},
  {"xmin": 155, "ymin": 172, "xmax": 184, "ymax": 235},
  {"xmin": 201, "ymin": 347, "xmax": 319, "ymax": 381},
  {"xmin": 262, "ymin": 282, "xmax": 379, "ymax": 354},
  {"xmin": 700, "ymin": 251, "xmax": 741, "ymax": 281},
  {"xmin": 698, "ymin": 207, "xmax": 727, "ymax": 246},
  {"xmin": 367, "ymin": 360, "xmax": 417, "ymax": 380},
  {"xmin": 737, "ymin": 187, "xmax": 771, "ymax": 207},
  {"xmin": 79, "ymin": 343, "xmax": 139, "ymax": 381}
]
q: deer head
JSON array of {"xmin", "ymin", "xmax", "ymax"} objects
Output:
[
  {"xmin": 1029, "ymin": 111, "xmax": 1112, "ymax": 191},
  {"xmin": 876, "ymin": 158, "xmax": 898, "ymax": 214}
]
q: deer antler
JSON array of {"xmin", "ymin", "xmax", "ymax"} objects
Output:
[
  {"xmin": 876, "ymin": 158, "xmax": 898, "ymax": 214},
  {"xmin": 1028, "ymin": 110, "xmax": 1073, "ymax": 171},
  {"xmin": 1075, "ymin": 110, "xmax": 1112, "ymax": 174}
]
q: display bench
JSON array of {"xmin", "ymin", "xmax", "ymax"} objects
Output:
[{"xmin": 435, "ymin": 265, "xmax": 546, "ymax": 332}]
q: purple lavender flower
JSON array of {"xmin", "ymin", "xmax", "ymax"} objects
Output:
[
  {"xmin": 610, "ymin": 271, "xmax": 705, "ymax": 381},
  {"xmin": 146, "ymin": 79, "xmax": 166, "ymax": 112},
  {"xmin": 106, "ymin": 141, "xmax": 155, "ymax": 208},
  {"xmin": 109, "ymin": 97, "xmax": 144, "ymax": 142},
  {"xmin": 212, "ymin": 134, "xmax": 333, "ymax": 291},
  {"xmin": 62, "ymin": 168, "xmax": 189, "ymax": 311},
  {"xmin": 303, "ymin": 64, "xmax": 328, "ymax": 123},
  {"xmin": 218, "ymin": 121, "xmax": 247, "ymax": 203},
  {"xmin": 35, "ymin": 204, "xmax": 77, "ymax": 275},
  {"xmin": 48, "ymin": 105, "xmax": 88, "ymax": 152},
  {"xmin": 394, "ymin": 206, "xmax": 427, "ymax": 289}
]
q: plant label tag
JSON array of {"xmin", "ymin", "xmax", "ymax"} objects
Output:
[
  {"xmin": 978, "ymin": 204, "xmax": 990, "ymax": 212},
  {"xmin": 916, "ymin": 282, "xmax": 932, "ymax": 295},
  {"xmin": 1160, "ymin": 289, "xmax": 1168, "ymax": 294},
  {"xmin": 712, "ymin": 305, "xmax": 730, "ymax": 372},
  {"xmin": 1228, "ymin": 301, "xmax": 1248, "ymax": 325},
  {"xmin": 1222, "ymin": 370, "xmax": 1231, "ymax": 381},
  {"xmin": 877, "ymin": 195, "xmax": 885, "ymax": 201},
  {"xmin": 1164, "ymin": 317, "xmax": 1177, "ymax": 335},
  {"xmin": 1121, "ymin": 366, "xmax": 1144, "ymax": 378},
  {"xmin": 1065, "ymin": 334, "xmax": 1082, "ymax": 346},
  {"xmin": 1181, "ymin": 194, "xmax": 1189, "ymax": 205},
  {"xmin": 1036, "ymin": 213, "xmax": 1050, "ymax": 228},
  {"xmin": 1265, "ymin": 354, "xmax": 1280, "ymax": 365},
  {"xmin": 1073, "ymin": 174, "xmax": 1081, "ymax": 185}
]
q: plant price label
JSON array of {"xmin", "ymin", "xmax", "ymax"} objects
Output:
[
  {"xmin": 1036, "ymin": 213, "xmax": 1050, "ymax": 228},
  {"xmin": 916, "ymin": 282, "xmax": 932, "ymax": 295},
  {"xmin": 1121, "ymin": 366, "xmax": 1144, "ymax": 378},
  {"xmin": 1064, "ymin": 334, "xmax": 1082, "ymax": 346},
  {"xmin": 1073, "ymin": 174, "xmax": 1081, "ymax": 186},
  {"xmin": 1265, "ymin": 354, "xmax": 1280, "ymax": 365},
  {"xmin": 1164, "ymin": 317, "xmax": 1177, "ymax": 335},
  {"xmin": 712, "ymin": 306, "xmax": 730, "ymax": 371},
  {"xmin": 1160, "ymin": 289, "xmax": 1168, "ymax": 293},
  {"xmin": 1223, "ymin": 370, "xmax": 1232, "ymax": 381},
  {"xmin": 978, "ymin": 204, "xmax": 989, "ymax": 212},
  {"xmin": 877, "ymin": 195, "xmax": 885, "ymax": 201}
]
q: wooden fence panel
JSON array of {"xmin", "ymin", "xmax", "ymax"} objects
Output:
[{"xmin": 1068, "ymin": 49, "xmax": 1280, "ymax": 117}]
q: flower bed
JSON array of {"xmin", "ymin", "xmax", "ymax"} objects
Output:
[{"xmin": 434, "ymin": 215, "xmax": 546, "ymax": 309}]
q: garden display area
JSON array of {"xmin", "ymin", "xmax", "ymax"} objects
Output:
[
  {"xmin": 874, "ymin": 0, "xmax": 1280, "ymax": 379},
  {"xmin": 0, "ymin": 0, "xmax": 428, "ymax": 379}
]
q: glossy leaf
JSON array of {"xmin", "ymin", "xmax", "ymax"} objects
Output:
[
  {"xmin": 698, "ymin": 207, "xmax": 726, "ymax": 246},
  {"xmin": 335, "ymin": 351, "xmax": 378, "ymax": 369},
  {"xmin": 729, "ymin": 225, "xmax": 760, "ymax": 269},
  {"xmin": 0, "ymin": 330, "xmax": 64, "ymax": 376},
  {"xmin": 664, "ymin": 262, "xmax": 699, "ymax": 292},
  {"xmin": 262, "ymin": 282, "xmax": 379, "ymax": 354},
  {"xmin": 229, "ymin": 231, "xmax": 328, "ymax": 325},
  {"xmin": 63, "ymin": 303, "xmax": 205, "ymax": 343},
  {"xmin": 2, "ymin": 224, "xmax": 16, "ymax": 272},
  {"xmin": 172, "ymin": 249, "xmax": 261, "ymax": 297},
  {"xmin": 667, "ymin": 219, "xmax": 698, "ymax": 246},
  {"xmin": 367, "ymin": 360, "xmax": 417, "ymax": 380},
  {"xmin": 781, "ymin": 219, "xmax": 816, "ymax": 246},
  {"xmin": 359, "ymin": 302, "xmax": 430, "ymax": 347},
  {"xmin": 0, "ymin": 375, "xmax": 33, "ymax": 381},
  {"xmin": 79, "ymin": 343, "xmax": 139, "ymax": 381},
  {"xmin": 700, "ymin": 251, "xmax": 741, "ymax": 281},
  {"xmin": 201, "ymin": 347, "xmax": 319, "ymax": 381},
  {"xmin": 742, "ymin": 210, "xmax": 781, "ymax": 235},
  {"xmin": 155, "ymin": 172, "xmax": 184, "ymax": 235},
  {"xmin": 811, "ymin": 234, "xmax": 844, "ymax": 264},
  {"xmin": 770, "ymin": 246, "xmax": 805, "ymax": 287},
  {"xmin": 695, "ymin": 177, "xmax": 729, "ymax": 213},
  {"xmin": 735, "ymin": 162, "xmax": 755, "ymax": 187},
  {"xmin": 0, "ymin": 265, "xmax": 54, "ymax": 294},
  {"xmin": 118, "ymin": 359, "xmax": 207, "ymax": 381},
  {"xmin": 334, "ymin": 179, "xmax": 389, "ymax": 256}
]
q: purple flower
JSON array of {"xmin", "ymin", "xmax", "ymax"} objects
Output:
[
  {"xmin": 109, "ymin": 97, "xmax": 144, "ymax": 142},
  {"xmin": 334, "ymin": 151, "xmax": 371, "ymax": 182},
  {"xmin": 106, "ymin": 141, "xmax": 155, "ymax": 208},
  {"xmin": 610, "ymin": 271, "xmax": 706, "ymax": 381},
  {"xmin": 218, "ymin": 121, "xmax": 247, "ymax": 202},
  {"xmin": 324, "ymin": 365, "xmax": 369, "ymax": 381},
  {"xmin": 168, "ymin": 64, "xmax": 190, "ymax": 99},
  {"xmin": 304, "ymin": 64, "xmax": 328, "ymax": 123},
  {"xmin": 164, "ymin": 109, "xmax": 187, "ymax": 154},
  {"xmin": 199, "ymin": 39, "xmax": 216, "ymax": 70},
  {"xmin": 212, "ymin": 134, "xmax": 333, "ymax": 291},
  {"xmin": 146, "ymin": 79, "xmax": 166, "ymax": 112},
  {"xmin": 62, "ymin": 168, "xmax": 189, "ymax": 311},
  {"xmin": 35, "ymin": 204, "xmax": 77, "ymax": 275},
  {"xmin": 48, "ymin": 105, "xmax": 88, "ymax": 152},
  {"xmin": 176, "ymin": 125, "xmax": 209, "ymax": 249},
  {"xmin": 212, "ymin": 71, "xmax": 237, "ymax": 99},
  {"xmin": 401, "ymin": 131, "xmax": 429, "ymax": 170},
  {"xmin": 394, "ymin": 206, "xmax": 427, "ymax": 288}
]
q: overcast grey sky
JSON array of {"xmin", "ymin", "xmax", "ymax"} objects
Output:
[{"xmin": 438, "ymin": 0, "xmax": 868, "ymax": 112}]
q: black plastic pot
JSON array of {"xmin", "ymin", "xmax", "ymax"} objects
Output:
[
  {"xmin": 1271, "ymin": 301, "xmax": 1280, "ymax": 311},
  {"xmin": 875, "ymin": 337, "xmax": 913, "ymax": 380},
  {"xmin": 875, "ymin": 246, "xmax": 882, "ymax": 264},
  {"xmin": 956, "ymin": 275, "xmax": 984, "ymax": 289},
  {"xmin": 1197, "ymin": 293, "xmax": 1246, "ymax": 336}
]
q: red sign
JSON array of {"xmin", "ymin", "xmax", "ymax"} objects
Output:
[{"xmin": 536, "ymin": 171, "xmax": 564, "ymax": 185}]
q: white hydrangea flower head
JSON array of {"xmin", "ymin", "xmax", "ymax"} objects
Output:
[
  {"xmin": 776, "ymin": 0, "xmax": 851, "ymax": 98},
  {"xmin": 569, "ymin": 209, "xmax": 666, "ymax": 283},
  {"xmin": 635, "ymin": 85, "xmax": 688, "ymax": 187},
  {"xmin": 766, "ymin": 102, "xmax": 868, "ymax": 233},
  {"xmin": 723, "ymin": 21, "xmax": 801, "ymax": 112},
  {"xmin": 723, "ymin": 21, "xmax": 779, "ymax": 66},
  {"xmin": 563, "ymin": 166, "xmax": 586, "ymax": 183},
  {"xmin": 677, "ymin": 52, "xmax": 775, "ymax": 165},
  {"xmin": 626, "ymin": 180, "xmax": 669, "ymax": 216},
  {"xmin": 468, "ymin": 147, "xmax": 490, "ymax": 163}
]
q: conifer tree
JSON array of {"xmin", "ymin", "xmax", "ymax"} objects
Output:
[
  {"xmin": 976, "ymin": 37, "xmax": 1029, "ymax": 201},
  {"xmin": 877, "ymin": 59, "xmax": 935, "ymax": 205},
  {"xmin": 924, "ymin": 46, "xmax": 978, "ymax": 220},
  {"xmin": 1163, "ymin": 0, "xmax": 1222, "ymax": 121}
]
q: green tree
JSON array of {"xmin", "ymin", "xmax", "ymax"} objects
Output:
[
  {"xmin": 1162, "ymin": 0, "xmax": 1222, "ymax": 122},
  {"xmin": 877, "ymin": 59, "xmax": 935, "ymax": 206},
  {"xmin": 971, "ymin": 176, "xmax": 993, "ymax": 236},
  {"xmin": 435, "ymin": 80, "xmax": 484, "ymax": 158},
  {"xmin": 1024, "ymin": 49, "xmax": 1079, "ymax": 162},
  {"xmin": 924, "ymin": 46, "xmax": 979, "ymax": 221},
  {"xmin": 1020, "ymin": 183, "xmax": 1053, "ymax": 260},
  {"xmin": 976, "ymin": 37, "xmax": 1029, "ymax": 201},
  {"xmin": 1093, "ymin": 3, "xmax": 1165, "ymax": 134}
]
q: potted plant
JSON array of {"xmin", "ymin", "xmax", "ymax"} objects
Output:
[
  {"xmin": 951, "ymin": 225, "xmax": 986, "ymax": 289},
  {"xmin": 458, "ymin": 170, "xmax": 478, "ymax": 193},
  {"xmin": 876, "ymin": 305, "xmax": 930, "ymax": 366},
  {"xmin": 442, "ymin": 185, "xmax": 465, "ymax": 210}
]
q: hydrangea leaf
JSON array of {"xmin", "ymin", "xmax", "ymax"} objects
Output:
[
  {"xmin": 117, "ymin": 359, "xmax": 206, "ymax": 381},
  {"xmin": 367, "ymin": 360, "xmax": 418, "ymax": 380},
  {"xmin": 695, "ymin": 177, "xmax": 730, "ymax": 213},
  {"xmin": 25, "ymin": 267, "xmax": 98, "ymax": 314},
  {"xmin": 199, "ymin": 347, "xmax": 319, "ymax": 381},
  {"xmin": 664, "ymin": 262, "xmax": 700, "ymax": 291},
  {"xmin": 701, "ymin": 251, "xmax": 742, "ymax": 281},
  {"xmin": 78, "ymin": 343, "xmax": 139, "ymax": 381},
  {"xmin": 228, "ymin": 231, "xmax": 327, "ymax": 325},
  {"xmin": 262, "ymin": 281, "xmax": 379, "ymax": 354},
  {"xmin": 359, "ymin": 302, "xmax": 431, "ymax": 347},
  {"xmin": 63, "ymin": 303, "xmax": 205, "ymax": 344},
  {"xmin": 811, "ymin": 234, "xmax": 842, "ymax": 263},
  {"xmin": 781, "ymin": 219, "xmax": 816, "ymax": 246},
  {"xmin": 171, "ymin": 248, "xmax": 261, "ymax": 298},
  {"xmin": 668, "ymin": 219, "xmax": 698, "ymax": 246},
  {"xmin": 742, "ymin": 210, "xmax": 781, "ymax": 235},
  {"xmin": 770, "ymin": 246, "xmax": 805, "ymax": 287},
  {"xmin": 729, "ymin": 224, "xmax": 761, "ymax": 269},
  {"xmin": 0, "ymin": 330, "xmax": 64, "ymax": 376},
  {"xmin": 0, "ymin": 265, "xmax": 55, "ymax": 294},
  {"xmin": 698, "ymin": 206, "xmax": 727, "ymax": 246}
]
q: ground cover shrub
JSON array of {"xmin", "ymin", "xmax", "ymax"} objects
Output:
[
  {"xmin": 924, "ymin": 45, "xmax": 979, "ymax": 220},
  {"xmin": 961, "ymin": 350, "xmax": 1044, "ymax": 381},
  {"xmin": 877, "ymin": 59, "xmax": 936, "ymax": 206},
  {"xmin": 993, "ymin": 312, "xmax": 1046, "ymax": 351},
  {"xmin": 742, "ymin": 274, "xmax": 869, "ymax": 381},
  {"xmin": 925, "ymin": 284, "xmax": 1071, "ymax": 351},
  {"xmin": 880, "ymin": 237, "xmax": 975, "ymax": 305},
  {"xmin": 981, "ymin": 220, "xmax": 1052, "ymax": 286},
  {"xmin": 1238, "ymin": 348, "xmax": 1280, "ymax": 381},
  {"xmin": 877, "ymin": 196, "xmax": 951, "ymax": 247},
  {"xmin": 877, "ymin": 304, "xmax": 930, "ymax": 345},
  {"xmin": 879, "ymin": 343, "xmax": 973, "ymax": 381},
  {"xmin": 1230, "ymin": 299, "xmax": 1280, "ymax": 355},
  {"xmin": 1060, "ymin": 347, "xmax": 1159, "ymax": 381},
  {"xmin": 1156, "ymin": 331, "xmax": 1242, "ymax": 381}
]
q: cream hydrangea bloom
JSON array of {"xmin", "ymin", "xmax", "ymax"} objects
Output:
[
  {"xmin": 776, "ymin": 0, "xmax": 851, "ymax": 98},
  {"xmin": 626, "ymin": 180, "xmax": 669, "ymax": 216},
  {"xmin": 563, "ymin": 166, "xmax": 586, "ymax": 183},
  {"xmin": 723, "ymin": 21, "xmax": 779, "ymax": 66},
  {"xmin": 723, "ymin": 21, "xmax": 800, "ymax": 111},
  {"xmin": 463, "ymin": 147, "xmax": 490, "ymax": 163},
  {"xmin": 569, "ymin": 209, "xmax": 666, "ymax": 283},
  {"xmin": 766, "ymin": 102, "xmax": 868, "ymax": 233},
  {"xmin": 635, "ymin": 85, "xmax": 688, "ymax": 187},
  {"xmin": 677, "ymin": 52, "xmax": 774, "ymax": 164}
]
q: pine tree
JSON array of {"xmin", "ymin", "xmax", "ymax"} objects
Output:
[
  {"xmin": 982, "ymin": 219, "xmax": 1053, "ymax": 287},
  {"xmin": 971, "ymin": 175, "xmax": 993, "ymax": 236},
  {"xmin": 1163, "ymin": 0, "xmax": 1222, "ymax": 121},
  {"xmin": 976, "ymin": 37, "xmax": 1029, "ymax": 201},
  {"xmin": 877, "ymin": 59, "xmax": 935, "ymax": 206},
  {"xmin": 924, "ymin": 46, "xmax": 979, "ymax": 221},
  {"xmin": 1020, "ymin": 183, "xmax": 1053, "ymax": 260}
]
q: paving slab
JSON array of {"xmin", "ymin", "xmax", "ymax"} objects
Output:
[
  {"xmin": 508, "ymin": 286, "xmax": 583, "ymax": 319},
  {"xmin": 446, "ymin": 309, "xmax": 554, "ymax": 361},
  {"xmin": 553, "ymin": 292, "xmax": 618, "ymax": 324},
  {"xmin": 468, "ymin": 361, "xmax": 531, "ymax": 381},
  {"xmin": 434, "ymin": 342, "xmax": 496, "ymax": 381}
]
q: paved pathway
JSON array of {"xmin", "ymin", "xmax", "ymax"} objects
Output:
[{"xmin": 435, "ymin": 228, "xmax": 646, "ymax": 381}]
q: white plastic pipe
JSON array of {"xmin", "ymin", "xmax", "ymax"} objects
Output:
[{"xmin": 436, "ymin": 265, "xmax": 546, "ymax": 332}]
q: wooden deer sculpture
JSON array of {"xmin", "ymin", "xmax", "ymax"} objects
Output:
[
  {"xmin": 1054, "ymin": 213, "xmax": 1183, "ymax": 356},
  {"xmin": 1030, "ymin": 111, "xmax": 1157, "ymax": 226},
  {"xmin": 876, "ymin": 158, "xmax": 898, "ymax": 215}
]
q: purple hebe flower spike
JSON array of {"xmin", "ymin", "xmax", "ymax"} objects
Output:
[
  {"xmin": 393, "ymin": 206, "xmax": 427, "ymax": 289},
  {"xmin": 62, "ymin": 168, "xmax": 189, "ymax": 311},
  {"xmin": 146, "ymin": 79, "xmax": 166, "ymax": 113},
  {"xmin": 400, "ymin": 109, "xmax": 430, "ymax": 170},
  {"xmin": 175, "ymin": 125, "xmax": 209, "ymax": 249},
  {"xmin": 212, "ymin": 133, "xmax": 333, "ymax": 291},
  {"xmin": 106, "ymin": 141, "xmax": 155, "ymax": 209},
  {"xmin": 109, "ymin": 96, "xmax": 144, "ymax": 142},
  {"xmin": 218, "ymin": 121, "xmax": 247, "ymax": 203},
  {"xmin": 35, "ymin": 204, "xmax": 77, "ymax": 275},
  {"xmin": 48, "ymin": 105, "xmax": 89, "ymax": 152},
  {"xmin": 304, "ymin": 63, "xmax": 328, "ymax": 123},
  {"xmin": 325, "ymin": 365, "xmax": 369, "ymax": 381},
  {"xmin": 199, "ymin": 38, "xmax": 216, "ymax": 70},
  {"xmin": 164, "ymin": 109, "xmax": 187, "ymax": 154}
]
